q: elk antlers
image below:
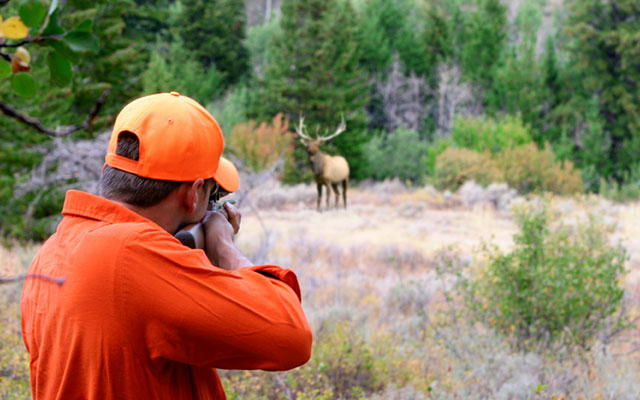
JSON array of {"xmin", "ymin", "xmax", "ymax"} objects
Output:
[{"xmin": 295, "ymin": 114, "xmax": 346, "ymax": 142}]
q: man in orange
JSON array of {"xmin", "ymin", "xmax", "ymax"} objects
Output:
[{"xmin": 21, "ymin": 92, "xmax": 313, "ymax": 399}]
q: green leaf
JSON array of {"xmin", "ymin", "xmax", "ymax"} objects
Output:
[
  {"xmin": 47, "ymin": 0, "xmax": 59, "ymax": 17},
  {"xmin": 19, "ymin": 0, "xmax": 47, "ymax": 28},
  {"xmin": 0, "ymin": 59, "xmax": 11, "ymax": 78},
  {"xmin": 74, "ymin": 19, "xmax": 93, "ymax": 32},
  {"xmin": 47, "ymin": 39, "xmax": 80, "ymax": 63},
  {"xmin": 47, "ymin": 51, "xmax": 73, "ymax": 86},
  {"xmin": 11, "ymin": 73, "xmax": 37, "ymax": 97},
  {"xmin": 42, "ymin": 8, "xmax": 64, "ymax": 36},
  {"xmin": 63, "ymin": 31, "xmax": 99, "ymax": 53}
]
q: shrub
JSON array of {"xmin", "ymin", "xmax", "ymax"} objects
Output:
[
  {"xmin": 598, "ymin": 164, "xmax": 640, "ymax": 202},
  {"xmin": 433, "ymin": 147, "xmax": 503, "ymax": 191},
  {"xmin": 226, "ymin": 113, "xmax": 295, "ymax": 172},
  {"xmin": 496, "ymin": 143, "xmax": 584, "ymax": 195},
  {"xmin": 221, "ymin": 319, "xmax": 383, "ymax": 399},
  {"xmin": 451, "ymin": 114, "xmax": 532, "ymax": 154},
  {"xmin": 206, "ymin": 86, "xmax": 250, "ymax": 135},
  {"xmin": 364, "ymin": 128, "xmax": 430, "ymax": 185},
  {"xmin": 472, "ymin": 204, "xmax": 628, "ymax": 351}
]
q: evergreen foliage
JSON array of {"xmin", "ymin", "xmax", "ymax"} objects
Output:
[
  {"xmin": 3, "ymin": 0, "xmax": 640, "ymax": 240},
  {"xmin": 562, "ymin": 0, "xmax": 640, "ymax": 182},
  {"xmin": 177, "ymin": 0, "xmax": 250, "ymax": 87},
  {"xmin": 457, "ymin": 0, "xmax": 508, "ymax": 93},
  {"xmin": 254, "ymin": 0, "xmax": 370, "ymax": 180}
]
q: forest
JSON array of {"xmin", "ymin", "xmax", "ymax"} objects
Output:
[{"xmin": 0, "ymin": 0, "xmax": 638, "ymax": 241}]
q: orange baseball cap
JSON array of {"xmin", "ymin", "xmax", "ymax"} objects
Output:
[{"xmin": 105, "ymin": 92, "xmax": 239, "ymax": 192}]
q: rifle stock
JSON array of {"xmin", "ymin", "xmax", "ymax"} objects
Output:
[{"xmin": 175, "ymin": 223, "xmax": 205, "ymax": 249}]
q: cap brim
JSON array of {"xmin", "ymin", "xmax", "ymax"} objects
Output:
[{"xmin": 214, "ymin": 157, "xmax": 239, "ymax": 193}]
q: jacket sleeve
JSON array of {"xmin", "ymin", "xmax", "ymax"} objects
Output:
[{"xmin": 119, "ymin": 227, "xmax": 312, "ymax": 371}]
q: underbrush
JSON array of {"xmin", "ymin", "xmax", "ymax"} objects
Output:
[
  {"xmin": 2, "ymin": 199, "xmax": 640, "ymax": 399},
  {"xmin": 0, "ymin": 246, "xmax": 34, "ymax": 400}
]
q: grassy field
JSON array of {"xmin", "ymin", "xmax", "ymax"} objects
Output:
[{"xmin": 3, "ymin": 181, "xmax": 640, "ymax": 399}]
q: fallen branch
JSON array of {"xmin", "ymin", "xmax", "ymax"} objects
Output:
[
  {"xmin": 0, "ymin": 274, "xmax": 65, "ymax": 286},
  {"xmin": 0, "ymin": 89, "xmax": 110, "ymax": 137}
]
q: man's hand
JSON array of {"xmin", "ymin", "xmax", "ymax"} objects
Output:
[{"xmin": 202, "ymin": 203, "xmax": 253, "ymax": 270}]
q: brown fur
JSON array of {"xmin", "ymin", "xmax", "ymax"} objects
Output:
[
  {"xmin": 296, "ymin": 117, "xmax": 350, "ymax": 210},
  {"xmin": 305, "ymin": 140, "xmax": 349, "ymax": 210}
]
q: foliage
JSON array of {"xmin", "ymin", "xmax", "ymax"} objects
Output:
[
  {"xmin": 471, "ymin": 204, "xmax": 628, "ymax": 351},
  {"xmin": 450, "ymin": 114, "xmax": 532, "ymax": 154},
  {"xmin": 364, "ymin": 128, "xmax": 430, "ymax": 185},
  {"xmin": 207, "ymin": 86, "xmax": 250, "ymax": 135},
  {"xmin": 222, "ymin": 319, "xmax": 410, "ymax": 399},
  {"xmin": 177, "ymin": 0, "xmax": 249, "ymax": 87},
  {"xmin": 598, "ymin": 164, "xmax": 640, "ymax": 202},
  {"xmin": 141, "ymin": 35, "xmax": 224, "ymax": 105},
  {"xmin": 226, "ymin": 113, "xmax": 295, "ymax": 173},
  {"xmin": 0, "ymin": 0, "xmax": 99, "ymax": 98},
  {"xmin": 354, "ymin": 0, "xmax": 425, "ymax": 75},
  {"xmin": 496, "ymin": 143, "xmax": 584, "ymax": 195},
  {"xmin": 244, "ymin": 14, "xmax": 280, "ymax": 79},
  {"xmin": 561, "ymin": 0, "xmax": 640, "ymax": 182},
  {"xmin": 0, "ymin": 285, "xmax": 29, "ymax": 399},
  {"xmin": 254, "ymin": 0, "xmax": 370, "ymax": 181},
  {"xmin": 456, "ymin": 0, "xmax": 508, "ymax": 92},
  {"xmin": 0, "ymin": 0, "xmax": 142, "ymax": 242},
  {"xmin": 433, "ymin": 147, "xmax": 503, "ymax": 191}
]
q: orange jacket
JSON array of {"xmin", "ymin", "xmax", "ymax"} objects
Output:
[{"xmin": 21, "ymin": 190, "xmax": 312, "ymax": 399}]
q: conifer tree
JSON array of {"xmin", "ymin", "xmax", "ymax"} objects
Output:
[
  {"xmin": 255, "ymin": 0, "xmax": 370, "ymax": 180},
  {"xmin": 563, "ymin": 0, "xmax": 640, "ymax": 181},
  {"xmin": 177, "ymin": 0, "xmax": 249, "ymax": 87}
]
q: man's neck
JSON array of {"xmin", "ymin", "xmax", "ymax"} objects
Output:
[{"xmin": 109, "ymin": 198, "xmax": 182, "ymax": 234}]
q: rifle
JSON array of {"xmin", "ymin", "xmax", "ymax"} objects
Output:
[{"xmin": 175, "ymin": 184, "xmax": 234, "ymax": 249}]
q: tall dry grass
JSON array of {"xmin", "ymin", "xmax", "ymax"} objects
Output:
[{"xmin": 3, "ymin": 182, "xmax": 640, "ymax": 399}]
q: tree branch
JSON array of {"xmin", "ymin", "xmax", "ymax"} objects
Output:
[
  {"xmin": 0, "ymin": 35, "xmax": 63, "ymax": 48},
  {"xmin": 0, "ymin": 90, "xmax": 110, "ymax": 137},
  {"xmin": 0, "ymin": 274, "xmax": 65, "ymax": 286}
]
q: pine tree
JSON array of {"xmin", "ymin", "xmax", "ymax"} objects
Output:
[
  {"xmin": 177, "ymin": 0, "xmax": 249, "ymax": 87},
  {"xmin": 457, "ymin": 0, "xmax": 508, "ymax": 93},
  {"xmin": 255, "ymin": 0, "xmax": 370, "ymax": 180},
  {"xmin": 563, "ymin": 0, "xmax": 640, "ymax": 181}
]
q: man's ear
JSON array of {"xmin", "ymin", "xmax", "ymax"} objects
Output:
[{"xmin": 181, "ymin": 179, "xmax": 205, "ymax": 214}]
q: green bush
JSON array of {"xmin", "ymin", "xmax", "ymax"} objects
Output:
[
  {"xmin": 221, "ymin": 319, "xmax": 382, "ymax": 399},
  {"xmin": 598, "ymin": 164, "xmax": 640, "ymax": 202},
  {"xmin": 472, "ymin": 204, "xmax": 628, "ymax": 351},
  {"xmin": 433, "ymin": 147, "xmax": 503, "ymax": 190},
  {"xmin": 496, "ymin": 143, "xmax": 584, "ymax": 195},
  {"xmin": 451, "ymin": 114, "xmax": 532, "ymax": 154},
  {"xmin": 364, "ymin": 128, "xmax": 430, "ymax": 185}
]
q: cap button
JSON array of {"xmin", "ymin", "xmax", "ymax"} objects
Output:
[{"xmin": 169, "ymin": 91, "xmax": 180, "ymax": 97}]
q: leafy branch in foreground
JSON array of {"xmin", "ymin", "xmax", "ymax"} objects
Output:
[
  {"xmin": 0, "ymin": 89, "xmax": 109, "ymax": 137},
  {"xmin": 1, "ymin": 0, "xmax": 104, "ymax": 135}
]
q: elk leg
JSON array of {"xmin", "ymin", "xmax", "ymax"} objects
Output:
[
  {"xmin": 342, "ymin": 179, "xmax": 348, "ymax": 209},
  {"xmin": 316, "ymin": 182, "xmax": 322, "ymax": 210},
  {"xmin": 324, "ymin": 182, "xmax": 332, "ymax": 209},
  {"xmin": 331, "ymin": 183, "xmax": 340, "ymax": 209}
]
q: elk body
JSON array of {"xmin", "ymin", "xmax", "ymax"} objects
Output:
[{"xmin": 296, "ymin": 117, "xmax": 350, "ymax": 210}]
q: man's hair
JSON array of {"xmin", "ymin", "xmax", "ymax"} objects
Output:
[{"xmin": 99, "ymin": 132, "xmax": 184, "ymax": 207}]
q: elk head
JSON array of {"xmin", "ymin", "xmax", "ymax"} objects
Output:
[{"xmin": 294, "ymin": 115, "xmax": 346, "ymax": 162}]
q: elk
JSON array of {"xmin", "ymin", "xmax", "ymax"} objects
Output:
[{"xmin": 295, "ymin": 116, "xmax": 350, "ymax": 210}]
